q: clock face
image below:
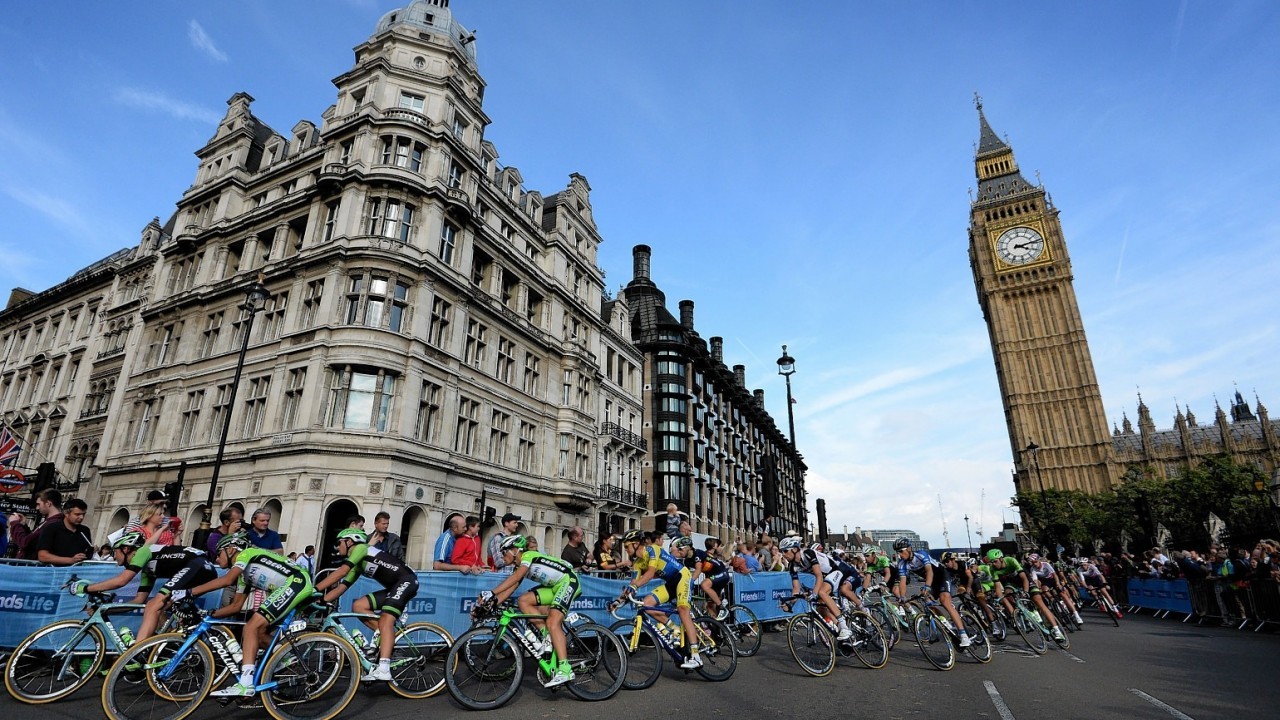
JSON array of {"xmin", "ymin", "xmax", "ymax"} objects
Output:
[{"xmin": 995, "ymin": 226, "xmax": 1045, "ymax": 265}]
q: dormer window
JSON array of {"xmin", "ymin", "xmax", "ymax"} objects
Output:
[{"xmin": 398, "ymin": 92, "xmax": 425, "ymax": 112}]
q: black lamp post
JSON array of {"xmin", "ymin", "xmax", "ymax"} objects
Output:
[
  {"xmin": 1024, "ymin": 441, "xmax": 1048, "ymax": 548},
  {"xmin": 776, "ymin": 345, "xmax": 797, "ymax": 447},
  {"xmin": 192, "ymin": 280, "xmax": 269, "ymax": 550}
]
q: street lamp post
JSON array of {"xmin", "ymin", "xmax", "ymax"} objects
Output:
[
  {"xmin": 192, "ymin": 280, "xmax": 269, "ymax": 550},
  {"xmin": 964, "ymin": 513, "xmax": 973, "ymax": 552},
  {"xmin": 1024, "ymin": 441, "xmax": 1048, "ymax": 549},
  {"xmin": 776, "ymin": 345, "xmax": 797, "ymax": 447}
]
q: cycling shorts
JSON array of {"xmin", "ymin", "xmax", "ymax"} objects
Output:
[
  {"xmin": 650, "ymin": 567, "xmax": 693, "ymax": 609},
  {"xmin": 532, "ymin": 575, "xmax": 581, "ymax": 614},
  {"xmin": 703, "ymin": 571, "xmax": 731, "ymax": 591},
  {"xmin": 1084, "ymin": 575, "xmax": 1106, "ymax": 589},
  {"xmin": 363, "ymin": 575, "xmax": 419, "ymax": 618},
  {"xmin": 255, "ymin": 574, "xmax": 314, "ymax": 625},
  {"xmin": 158, "ymin": 557, "xmax": 219, "ymax": 597},
  {"xmin": 929, "ymin": 574, "xmax": 957, "ymax": 597}
]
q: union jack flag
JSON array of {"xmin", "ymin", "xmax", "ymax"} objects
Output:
[{"xmin": 0, "ymin": 425, "xmax": 21, "ymax": 467}]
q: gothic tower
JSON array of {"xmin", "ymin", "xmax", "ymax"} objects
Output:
[{"xmin": 968, "ymin": 99, "xmax": 1118, "ymax": 495}]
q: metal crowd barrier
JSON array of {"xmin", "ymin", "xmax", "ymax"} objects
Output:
[{"xmin": 1176, "ymin": 578, "xmax": 1279, "ymax": 632}]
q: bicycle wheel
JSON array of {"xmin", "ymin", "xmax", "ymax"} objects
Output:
[
  {"xmin": 726, "ymin": 605, "xmax": 763, "ymax": 657},
  {"xmin": 912, "ymin": 615, "xmax": 955, "ymax": 670},
  {"xmin": 1104, "ymin": 595, "xmax": 1121, "ymax": 626},
  {"xmin": 608, "ymin": 619, "xmax": 662, "ymax": 690},
  {"xmin": 785, "ymin": 615, "xmax": 835, "ymax": 677},
  {"xmin": 445, "ymin": 626, "xmax": 524, "ymax": 710},
  {"xmin": 5, "ymin": 620, "xmax": 104, "ymax": 703},
  {"xmin": 867, "ymin": 604, "xmax": 900, "ymax": 649},
  {"xmin": 1013, "ymin": 604, "xmax": 1048, "ymax": 654},
  {"xmin": 260, "ymin": 631, "xmax": 359, "ymax": 720},
  {"xmin": 101, "ymin": 633, "xmax": 213, "ymax": 720},
  {"xmin": 692, "ymin": 617, "xmax": 737, "ymax": 682},
  {"xmin": 959, "ymin": 611, "xmax": 992, "ymax": 663},
  {"xmin": 1050, "ymin": 622, "xmax": 1071, "ymax": 650},
  {"xmin": 562, "ymin": 622, "xmax": 627, "ymax": 701},
  {"xmin": 846, "ymin": 611, "xmax": 888, "ymax": 669},
  {"xmin": 386, "ymin": 622, "xmax": 452, "ymax": 700}
]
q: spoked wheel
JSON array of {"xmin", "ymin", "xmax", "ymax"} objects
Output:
[
  {"xmin": 561, "ymin": 622, "xmax": 627, "ymax": 701},
  {"xmin": 691, "ymin": 617, "xmax": 736, "ymax": 682},
  {"xmin": 725, "ymin": 605, "xmax": 762, "ymax": 657},
  {"xmin": 987, "ymin": 610, "xmax": 1008, "ymax": 642},
  {"xmin": 912, "ymin": 615, "xmax": 956, "ymax": 671},
  {"xmin": 845, "ymin": 611, "xmax": 888, "ymax": 669},
  {"xmin": 101, "ymin": 633, "xmax": 213, "ymax": 720},
  {"xmin": 867, "ymin": 605, "xmax": 900, "ymax": 649},
  {"xmin": 607, "ymin": 619, "xmax": 662, "ymax": 690},
  {"xmin": 5, "ymin": 620, "xmax": 105, "ymax": 704},
  {"xmin": 260, "ymin": 631, "xmax": 360, "ymax": 720},
  {"xmin": 445, "ymin": 627, "xmax": 523, "ymax": 710},
  {"xmin": 786, "ymin": 615, "xmax": 836, "ymax": 677},
  {"xmin": 1104, "ymin": 596, "xmax": 1122, "ymax": 626},
  {"xmin": 959, "ymin": 611, "xmax": 992, "ymax": 663},
  {"xmin": 1049, "ymin": 623, "xmax": 1071, "ymax": 650},
  {"xmin": 1013, "ymin": 604, "xmax": 1048, "ymax": 655},
  {"xmin": 387, "ymin": 622, "xmax": 452, "ymax": 700}
]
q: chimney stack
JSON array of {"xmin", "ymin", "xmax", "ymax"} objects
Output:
[
  {"xmin": 632, "ymin": 244, "xmax": 652, "ymax": 282},
  {"xmin": 754, "ymin": 389, "xmax": 765, "ymax": 406},
  {"xmin": 710, "ymin": 336, "xmax": 723, "ymax": 363},
  {"xmin": 679, "ymin": 300, "xmax": 695, "ymax": 330},
  {"xmin": 733, "ymin": 364, "xmax": 746, "ymax": 387}
]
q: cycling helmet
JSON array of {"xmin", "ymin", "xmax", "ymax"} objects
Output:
[
  {"xmin": 500, "ymin": 534, "xmax": 528, "ymax": 552},
  {"xmin": 809, "ymin": 542, "xmax": 825, "ymax": 553},
  {"xmin": 779, "ymin": 536, "xmax": 803, "ymax": 552},
  {"xmin": 671, "ymin": 536, "xmax": 694, "ymax": 551},
  {"xmin": 621, "ymin": 529, "xmax": 645, "ymax": 544},
  {"xmin": 939, "ymin": 551, "xmax": 959, "ymax": 563},
  {"xmin": 863, "ymin": 545, "xmax": 880, "ymax": 555},
  {"xmin": 216, "ymin": 530, "xmax": 251, "ymax": 554},
  {"xmin": 1026, "ymin": 553, "xmax": 1041, "ymax": 563},
  {"xmin": 112, "ymin": 531, "xmax": 147, "ymax": 550},
  {"xmin": 965, "ymin": 557, "xmax": 978, "ymax": 568},
  {"xmin": 892, "ymin": 537, "xmax": 912, "ymax": 551},
  {"xmin": 336, "ymin": 529, "xmax": 368, "ymax": 544},
  {"xmin": 985, "ymin": 548, "xmax": 1004, "ymax": 561}
]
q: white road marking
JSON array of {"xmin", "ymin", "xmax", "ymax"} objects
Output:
[
  {"xmin": 1055, "ymin": 646, "xmax": 1086, "ymax": 663},
  {"xmin": 984, "ymin": 680, "xmax": 1017, "ymax": 720},
  {"xmin": 1129, "ymin": 688, "xmax": 1196, "ymax": 720}
]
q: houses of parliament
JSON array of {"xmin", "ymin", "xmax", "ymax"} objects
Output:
[{"xmin": 968, "ymin": 99, "xmax": 1280, "ymax": 497}]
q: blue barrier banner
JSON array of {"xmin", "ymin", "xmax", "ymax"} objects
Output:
[
  {"xmin": 0, "ymin": 563, "xmax": 142, "ymax": 648},
  {"xmin": 730, "ymin": 571, "xmax": 798, "ymax": 622},
  {"xmin": 1126, "ymin": 578, "xmax": 1192, "ymax": 614}
]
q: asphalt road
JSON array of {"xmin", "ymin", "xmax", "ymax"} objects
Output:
[{"xmin": 9, "ymin": 606, "xmax": 1277, "ymax": 720}]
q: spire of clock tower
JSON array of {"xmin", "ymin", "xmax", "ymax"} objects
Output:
[{"xmin": 972, "ymin": 94, "xmax": 1037, "ymax": 205}]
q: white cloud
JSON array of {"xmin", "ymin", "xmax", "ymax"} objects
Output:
[
  {"xmin": 112, "ymin": 88, "xmax": 221, "ymax": 125},
  {"xmin": 188, "ymin": 20, "xmax": 229, "ymax": 63},
  {"xmin": 2, "ymin": 184, "xmax": 95, "ymax": 239}
]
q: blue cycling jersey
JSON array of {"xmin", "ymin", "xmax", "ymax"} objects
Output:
[{"xmin": 896, "ymin": 550, "xmax": 937, "ymax": 577}]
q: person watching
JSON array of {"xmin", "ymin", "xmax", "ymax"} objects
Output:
[{"xmin": 37, "ymin": 497, "xmax": 93, "ymax": 566}]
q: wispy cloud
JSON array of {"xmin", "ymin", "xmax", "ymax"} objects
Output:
[
  {"xmin": 112, "ymin": 88, "xmax": 220, "ymax": 125},
  {"xmin": 2, "ymin": 184, "xmax": 96, "ymax": 239},
  {"xmin": 188, "ymin": 20, "xmax": 229, "ymax": 63}
]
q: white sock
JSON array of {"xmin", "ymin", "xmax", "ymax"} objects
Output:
[
  {"xmin": 378, "ymin": 658, "xmax": 390, "ymax": 672},
  {"xmin": 239, "ymin": 665, "xmax": 255, "ymax": 686}
]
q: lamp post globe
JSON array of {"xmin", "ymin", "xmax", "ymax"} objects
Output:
[{"xmin": 777, "ymin": 345, "xmax": 797, "ymax": 448}]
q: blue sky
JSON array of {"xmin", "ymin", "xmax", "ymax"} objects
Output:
[{"xmin": 2, "ymin": 1, "xmax": 1278, "ymax": 546}]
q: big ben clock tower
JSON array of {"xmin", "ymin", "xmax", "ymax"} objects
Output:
[{"xmin": 968, "ymin": 98, "xmax": 1118, "ymax": 496}]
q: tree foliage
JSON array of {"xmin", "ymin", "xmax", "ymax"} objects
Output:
[{"xmin": 1011, "ymin": 455, "xmax": 1276, "ymax": 553}]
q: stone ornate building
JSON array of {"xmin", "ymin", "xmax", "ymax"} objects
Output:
[
  {"xmin": 622, "ymin": 245, "xmax": 807, "ymax": 540},
  {"xmin": 969, "ymin": 100, "xmax": 1280, "ymax": 497},
  {"xmin": 0, "ymin": 0, "xmax": 649, "ymax": 564},
  {"xmin": 967, "ymin": 100, "xmax": 1119, "ymax": 496}
]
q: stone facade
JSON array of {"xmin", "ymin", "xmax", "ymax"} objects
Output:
[{"xmin": 0, "ymin": 0, "xmax": 647, "ymax": 565}]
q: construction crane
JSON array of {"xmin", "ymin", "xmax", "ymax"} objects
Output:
[
  {"xmin": 977, "ymin": 488, "xmax": 986, "ymax": 538},
  {"xmin": 937, "ymin": 494, "xmax": 952, "ymax": 547}
]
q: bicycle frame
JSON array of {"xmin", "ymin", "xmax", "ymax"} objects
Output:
[
  {"xmin": 154, "ymin": 607, "xmax": 299, "ymax": 692},
  {"xmin": 480, "ymin": 604, "xmax": 573, "ymax": 678},
  {"xmin": 615, "ymin": 598, "xmax": 710, "ymax": 663}
]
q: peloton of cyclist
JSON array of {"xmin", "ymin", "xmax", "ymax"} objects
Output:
[
  {"xmin": 1078, "ymin": 558, "xmax": 1121, "ymax": 618},
  {"xmin": 984, "ymin": 548, "xmax": 1065, "ymax": 642},
  {"xmin": 1026, "ymin": 553, "xmax": 1084, "ymax": 626}
]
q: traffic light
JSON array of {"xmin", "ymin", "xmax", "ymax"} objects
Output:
[
  {"xmin": 816, "ymin": 498, "xmax": 829, "ymax": 543},
  {"xmin": 31, "ymin": 462, "xmax": 56, "ymax": 495},
  {"xmin": 163, "ymin": 478, "xmax": 183, "ymax": 517},
  {"xmin": 482, "ymin": 505, "xmax": 497, "ymax": 528}
]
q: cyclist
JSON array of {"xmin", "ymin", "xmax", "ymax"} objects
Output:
[
  {"xmin": 931, "ymin": 551, "xmax": 974, "ymax": 647},
  {"xmin": 673, "ymin": 536, "xmax": 732, "ymax": 620},
  {"xmin": 189, "ymin": 530, "xmax": 315, "ymax": 698},
  {"xmin": 1027, "ymin": 553, "xmax": 1084, "ymax": 626},
  {"xmin": 968, "ymin": 557, "xmax": 1000, "ymax": 624},
  {"xmin": 1078, "ymin": 558, "xmax": 1121, "ymax": 617},
  {"xmin": 985, "ymin": 548, "xmax": 1064, "ymax": 642},
  {"xmin": 617, "ymin": 528, "xmax": 703, "ymax": 669},
  {"xmin": 777, "ymin": 536, "xmax": 854, "ymax": 641},
  {"xmin": 313, "ymin": 528, "xmax": 419, "ymax": 681},
  {"xmin": 476, "ymin": 534, "xmax": 581, "ymax": 688},
  {"xmin": 863, "ymin": 545, "xmax": 892, "ymax": 590},
  {"xmin": 69, "ymin": 530, "xmax": 219, "ymax": 642}
]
